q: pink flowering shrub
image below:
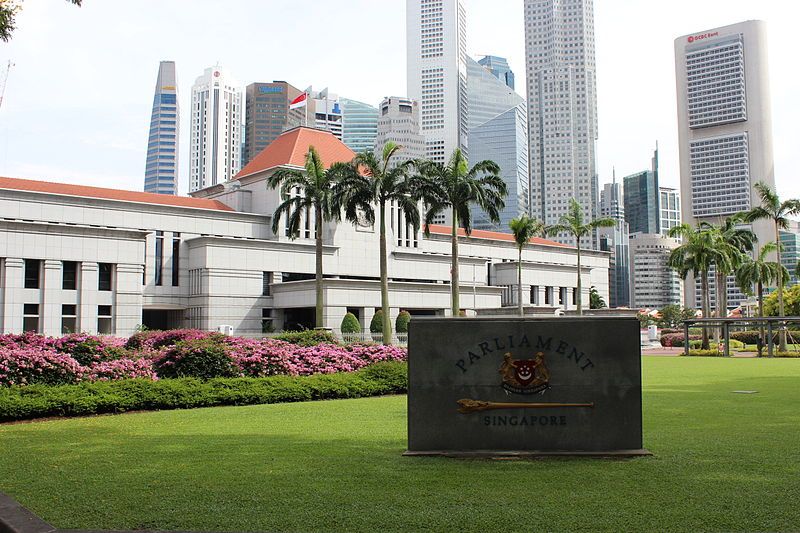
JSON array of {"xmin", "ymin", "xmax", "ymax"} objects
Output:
[
  {"xmin": 0, "ymin": 345, "xmax": 84, "ymax": 386},
  {"xmin": 0, "ymin": 330, "xmax": 407, "ymax": 386},
  {"xmin": 84, "ymin": 358, "xmax": 157, "ymax": 382}
]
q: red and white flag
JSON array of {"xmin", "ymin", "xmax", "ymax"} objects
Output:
[{"xmin": 289, "ymin": 92, "xmax": 308, "ymax": 110}]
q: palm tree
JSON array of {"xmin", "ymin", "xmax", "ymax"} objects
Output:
[
  {"xmin": 546, "ymin": 199, "xmax": 615, "ymax": 315},
  {"xmin": 744, "ymin": 182, "xmax": 800, "ymax": 351},
  {"xmin": 509, "ymin": 215, "xmax": 546, "ymax": 316},
  {"xmin": 706, "ymin": 214, "xmax": 756, "ymax": 319},
  {"xmin": 735, "ymin": 242, "xmax": 788, "ymax": 356},
  {"xmin": 332, "ymin": 142, "xmax": 428, "ymax": 345},
  {"xmin": 668, "ymin": 223, "xmax": 723, "ymax": 350},
  {"xmin": 413, "ymin": 148, "xmax": 507, "ymax": 316},
  {"xmin": 268, "ymin": 146, "xmax": 348, "ymax": 329}
]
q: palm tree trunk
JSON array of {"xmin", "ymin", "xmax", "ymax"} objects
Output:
[
  {"xmin": 757, "ymin": 281, "xmax": 764, "ymax": 357},
  {"xmin": 379, "ymin": 201, "xmax": 391, "ymax": 345},
  {"xmin": 517, "ymin": 247, "xmax": 523, "ymax": 317},
  {"xmin": 701, "ymin": 269, "xmax": 710, "ymax": 350},
  {"xmin": 451, "ymin": 206, "xmax": 460, "ymax": 316},
  {"xmin": 576, "ymin": 241, "xmax": 582, "ymax": 315},
  {"xmin": 314, "ymin": 204, "xmax": 324, "ymax": 329},
  {"xmin": 715, "ymin": 268, "xmax": 725, "ymax": 345},
  {"xmin": 776, "ymin": 222, "xmax": 787, "ymax": 351}
]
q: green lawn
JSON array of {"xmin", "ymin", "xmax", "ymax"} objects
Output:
[{"xmin": 1, "ymin": 357, "xmax": 799, "ymax": 532}]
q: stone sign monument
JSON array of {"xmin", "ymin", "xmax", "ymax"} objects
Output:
[{"xmin": 405, "ymin": 317, "xmax": 650, "ymax": 456}]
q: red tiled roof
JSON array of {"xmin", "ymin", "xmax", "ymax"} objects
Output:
[
  {"xmin": 427, "ymin": 225, "xmax": 571, "ymax": 248},
  {"xmin": 236, "ymin": 126, "xmax": 356, "ymax": 179},
  {"xmin": 0, "ymin": 176, "xmax": 235, "ymax": 212}
]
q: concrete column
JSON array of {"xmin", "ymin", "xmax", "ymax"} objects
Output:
[
  {"xmin": 115, "ymin": 263, "xmax": 143, "ymax": 337},
  {"xmin": 361, "ymin": 307, "xmax": 376, "ymax": 334},
  {"xmin": 2, "ymin": 258, "xmax": 24, "ymax": 333},
  {"xmin": 42, "ymin": 260, "xmax": 62, "ymax": 336},
  {"xmin": 536, "ymin": 286, "xmax": 546, "ymax": 306},
  {"xmin": 323, "ymin": 305, "xmax": 347, "ymax": 332},
  {"xmin": 79, "ymin": 262, "xmax": 99, "ymax": 334}
]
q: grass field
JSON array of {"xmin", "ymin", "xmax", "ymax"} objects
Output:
[{"xmin": 1, "ymin": 357, "xmax": 799, "ymax": 532}]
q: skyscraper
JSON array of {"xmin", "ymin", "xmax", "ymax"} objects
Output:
[
  {"xmin": 374, "ymin": 96, "xmax": 425, "ymax": 168},
  {"xmin": 310, "ymin": 88, "xmax": 343, "ymax": 140},
  {"xmin": 144, "ymin": 61, "xmax": 179, "ymax": 195},
  {"xmin": 599, "ymin": 176, "xmax": 630, "ymax": 308},
  {"xmin": 243, "ymin": 81, "xmax": 305, "ymax": 167},
  {"xmin": 467, "ymin": 55, "xmax": 523, "ymax": 130},
  {"xmin": 468, "ymin": 103, "xmax": 529, "ymax": 232},
  {"xmin": 623, "ymin": 147, "xmax": 660, "ymax": 235},
  {"xmin": 406, "ymin": 0, "xmax": 468, "ymax": 164},
  {"xmin": 341, "ymin": 98, "xmax": 379, "ymax": 153},
  {"xmin": 659, "ymin": 187, "xmax": 681, "ymax": 237},
  {"xmin": 629, "ymin": 233, "xmax": 684, "ymax": 309},
  {"xmin": 478, "ymin": 55, "xmax": 515, "ymax": 89},
  {"xmin": 675, "ymin": 20, "xmax": 775, "ymax": 308},
  {"xmin": 189, "ymin": 65, "xmax": 242, "ymax": 192},
  {"xmin": 525, "ymin": 0, "xmax": 598, "ymax": 247}
]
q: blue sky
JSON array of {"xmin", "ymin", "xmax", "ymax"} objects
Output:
[{"xmin": 1, "ymin": 0, "xmax": 798, "ymax": 200}]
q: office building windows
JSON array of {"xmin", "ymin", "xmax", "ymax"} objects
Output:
[
  {"xmin": 62, "ymin": 261, "xmax": 78, "ymax": 290},
  {"xmin": 24, "ymin": 259, "xmax": 40, "ymax": 289}
]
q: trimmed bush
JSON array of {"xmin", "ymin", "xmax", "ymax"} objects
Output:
[
  {"xmin": 685, "ymin": 349, "xmax": 725, "ymax": 357},
  {"xmin": 154, "ymin": 336, "xmax": 239, "ymax": 379},
  {"xmin": 370, "ymin": 310, "xmax": 386, "ymax": 334},
  {"xmin": 396, "ymin": 311, "xmax": 411, "ymax": 334},
  {"xmin": 660, "ymin": 328, "xmax": 681, "ymax": 335},
  {"xmin": 340, "ymin": 313, "xmax": 361, "ymax": 334},
  {"xmin": 730, "ymin": 330, "xmax": 781, "ymax": 345},
  {"xmin": 273, "ymin": 330, "xmax": 338, "ymax": 346},
  {"xmin": 0, "ymin": 361, "xmax": 409, "ymax": 422}
]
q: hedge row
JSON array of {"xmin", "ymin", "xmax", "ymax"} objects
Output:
[{"xmin": 0, "ymin": 361, "xmax": 408, "ymax": 422}]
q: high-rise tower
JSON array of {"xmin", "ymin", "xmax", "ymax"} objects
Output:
[
  {"xmin": 189, "ymin": 65, "xmax": 242, "ymax": 192},
  {"xmin": 406, "ymin": 0, "xmax": 468, "ymax": 165},
  {"xmin": 477, "ymin": 55, "xmax": 515, "ymax": 90},
  {"xmin": 675, "ymin": 20, "xmax": 775, "ymax": 308},
  {"xmin": 524, "ymin": 0, "xmax": 598, "ymax": 247},
  {"xmin": 243, "ymin": 81, "xmax": 305, "ymax": 167},
  {"xmin": 144, "ymin": 61, "xmax": 179, "ymax": 195}
]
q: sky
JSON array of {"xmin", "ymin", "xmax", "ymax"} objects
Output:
[{"xmin": 0, "ymin": 0, "xmax": 798, "ymax": 200}]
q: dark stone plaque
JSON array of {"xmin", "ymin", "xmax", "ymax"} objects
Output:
[{"xmin": 405, "ymin": 317, "xmax": 649, "ymax": 456}]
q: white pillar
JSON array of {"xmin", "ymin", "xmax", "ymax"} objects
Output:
[
  {"xmin": 2, "ymin": 258, "xmax": 24, "ymax": 333},
  {"xmin": 115, "ymin": 263, "xmax": 143, "ymax": 337},
  {"xmin": 79, "ymin": 262, "xmax": 99, "ymax": 334},
  {"xmin": 42, "ymin": 260, "xmax": 62, "ymax": 336},
  {"xmin": 324, "ymin": 305, "xmax": 347, "ymax": 332}
]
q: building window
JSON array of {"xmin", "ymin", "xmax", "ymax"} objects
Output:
[
  {"xmin": 172, "ymin": 233, "xmax": 181, "ymax": 286},
  {"xmin": 98, "ymin": 305, "xmax": 113, "ymax": 334},
  {"xmin": 23, "ymin": 303, "xmax": 39, "ymax": 332},
  {"xmin": 530, "ymin": 285, "xmax": 539, "ymax": 305},
  {"xmin": 62, "ymin": 304, "xmax": 77, "ymax": 334},
  {"xmin": 573, "ymin": 288, "xmax": 578, "ymax": 305},
  {"xmin": 24, "ymin": 259, "xmax": 40, "ymax": 289},
  {"xmin": 98, "ymin": 263, "xmax": 113, "ymax": 291},
  {"xmin": 155, "ymin": 231, "xmax": 164, "ymax": 286},
  {"xmin": 544, "ymin": 287, "xmax": 552, "ymax": 305},
  {"xmin": 559, "ymin": 288, "xmax": 567, "ymax": 306},
  {"xmin": 62, "ymin": 261, "xmax": 78, "ymax": 290},
  {"xmin": 262, "ymin": 272, "xmax": 272, "ymax": 296}
]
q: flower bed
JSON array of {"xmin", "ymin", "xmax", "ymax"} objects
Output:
[{"xmin": 0, "ymin": 330, "xmax": 407, "ymax": 387}]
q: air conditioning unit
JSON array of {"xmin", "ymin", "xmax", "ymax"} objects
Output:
[{"xmin": 217, "ymin": 324, "xmax": 234, "ymax": 336}]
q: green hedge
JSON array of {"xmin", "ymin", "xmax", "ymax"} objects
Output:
[
  {"xmin": 0, "ymin": 362, "xmax": 408, "ymax": 422},
  {"xmin": 272, "ymin": 329, "xmax": 338, "ymax": 346}
]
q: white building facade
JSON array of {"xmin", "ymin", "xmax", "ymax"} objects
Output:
[
  {"xmin": 0, "ymin": 129, "xmax": 609, "ymax": 337},
  {"xmin": 675, "ymin": 20, "xmax": 776, "ymax": 308},
  {"xmin": 629, "ymin": 232, "xmax": 684, "ymax": 310},
  {"xmin": 524, "ymin": 0, "xmax": 599, "ymax": 247},
  {"xmin": 659, "ymin": 187, "xmax": 681, "ymax": 237},
  {"xmin": 189, "ymin": 65, "xmax": 243, "ymax": 192}
]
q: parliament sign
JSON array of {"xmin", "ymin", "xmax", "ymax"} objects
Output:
[{"xmin": 405, "ymin": 317, "xmax": 649, "ymax": 456}]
